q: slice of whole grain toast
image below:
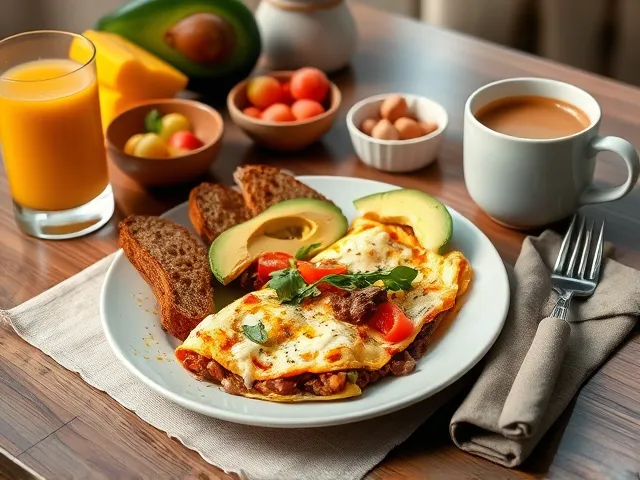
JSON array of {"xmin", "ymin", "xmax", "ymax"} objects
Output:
[
  {"xmin": 189, "ymin": 183, "xmax": 252, "ymax": 245},
  {"xmin": 233, "ymin": 164, "xmax": 328, "ymax": 215},
  {"xmin": 118, "ymin": 215, "xmax": 214, "ymax": 341}
]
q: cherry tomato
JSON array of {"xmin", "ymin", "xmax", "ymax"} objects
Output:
[
  {"xmin": 290, "ymin": 67, "xmax": 330, "ymax": 102},
  {"xmin": 243, "ymin": 106, "xmax": 263, "ymax": 119},
  {"xmin": 257, "ymin": 252, "xmax": 293, "ymax": 284},
  {"xmin": 291, "ymin": 99, "xmax": 325, "ymax": 120},
  {"xmin": 369, "ymin": 302, "xmax": 414, "ymax": 343},
  {"xmin": 247, "ymin": 76, "xmax": 282, "ymax": 109},
  {"xmin": 261, "ymin": 103, "xmax": 295, "ymax": 122},
  {"xmin": 296, "ymin": 261, "xmax": 347, "ymax": 284},
  {"xmin": 280, "ymin": 81, "xmax": 294, "ymax": 105},
  {"xmin": 168, "ymin": 131, "xmax": 204, "ymax": 152}
]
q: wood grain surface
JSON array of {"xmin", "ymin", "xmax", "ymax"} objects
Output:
[{"xmin": 1, "ymin": 3, "xmax": 639, "ymax": 479}]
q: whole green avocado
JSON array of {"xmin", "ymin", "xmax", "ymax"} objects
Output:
[{"xmin": 96, "ymin": 0, "xmax": 261, "ymax": 97}]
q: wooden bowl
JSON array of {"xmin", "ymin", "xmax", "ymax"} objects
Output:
[
  {"xmin": 227, "ymin": 71, "xmax": 341, "ymax": 151},
  {"xmin": 106, "ymin": 99, "xmax": 223, "ymax": 187}
]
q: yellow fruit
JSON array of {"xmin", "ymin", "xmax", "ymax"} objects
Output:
[
  {"xmin": 124, "ymin": 133, "xmax": 144, "ymax": 155},
  {"xmin": 70, "ymin": 30, "xmax": 188, "ymax": 98},
  {"xmin": 133, "ymin": 133, "xmax": 169, "ymax": 158},
  {"xmin": 159, "ymin": 113, "xmax": 191, "ymax": 140}
]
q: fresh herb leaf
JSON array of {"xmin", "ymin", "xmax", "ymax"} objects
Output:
[
  {"xmin": 285, "ymin": 282, "xmax": 321, "ymax": 305},
  {"xmin": 268, "ymin": 267, "xmax": 309, "ymax": 302},
  {"xmin": 321, "ymin": 265, "xmax": 418, "ymax": 292},
  {"xmin": 295, "ymin": 243, "xmax": 322, "ymax": 260},
  {"xmin": 242, "ymin": 321, "xmax": 268, "ymax": 344},
  {"xmin": 268, "ymin": 265, "xmax": 418, "ymax": 305},
  {"xmin": 144, "ymin": 109, "xmax": 162, "ymax": 133}
]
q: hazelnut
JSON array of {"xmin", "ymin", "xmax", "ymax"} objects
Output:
[
  {"xmin": 371, "ymin": 119, "xmax": 400, "ymax": 140},
  {"xmin": 419, "ymin": 121, "xmax": 439, "ymax": 136},
  {"xmin": 360, "ymin": 118, "xmax": 377, "ymax": 136},
  {"xmin": 380, "ymin": 95, "xmax": 408, "ymax": 123},
  {"xmin": 394, "ymin": 117, "xmax": 423, "ymax": 140}
]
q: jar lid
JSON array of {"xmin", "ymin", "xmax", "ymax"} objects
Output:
[{"xmin": 265, "ymin": 0, "xmax": 343, "ymax": 12}]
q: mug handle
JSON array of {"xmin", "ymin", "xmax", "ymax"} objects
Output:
[{"xmin": 579, "ymin": 136, "xmax": 640, "ymax": 205}]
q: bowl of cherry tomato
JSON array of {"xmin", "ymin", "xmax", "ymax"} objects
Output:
[
  {"xmin": 106, "ymin": 98, "xmax": 223, "ymax": 187},
  {"xmin": 227, "ymin": 67, "xmax": 341, "ymax": 151}
]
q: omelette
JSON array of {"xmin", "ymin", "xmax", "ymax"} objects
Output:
[{"xmin": 176, "ymin": 218, "xmax": 472, "ymax": 402}]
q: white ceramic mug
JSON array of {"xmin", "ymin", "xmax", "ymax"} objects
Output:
[{"xmin": 463, "ymin": 77, "xmax": 640, "ymax": 228}]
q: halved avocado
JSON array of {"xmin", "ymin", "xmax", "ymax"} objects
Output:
[
  {"xmin": 210, "ymin": 198, "xmax": 348, "ymax": 284},
  {"xmin": 96, "ymin": 0, "xmax": 261, "ymax": 96},
  {"xmin": 353, "ymin": 189, "xmax": 452, "ymax": 251}
]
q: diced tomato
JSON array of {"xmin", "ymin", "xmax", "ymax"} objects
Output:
[
  {"xmin": 296, "ymin": 261, "xmax": 347, "ymax": 284},
  {"xmin": 256, "ymin": 252, "xmax": 293, "ymax": 284},
  {"xmin": 369, "ymin": 302, "xmax": 414, "ymax": 343},
  {"xmin": 244, "ymin": 293, "xmax": 259, "ymax": 304}
]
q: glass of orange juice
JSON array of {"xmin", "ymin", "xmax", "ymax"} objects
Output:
[{"xmin": 0, "ymin": 31, "xmax": 113, "ymax": 239}]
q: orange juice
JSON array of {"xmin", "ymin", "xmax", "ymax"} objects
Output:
[{"xmin": 0, "ymin": 58, "xmax": 108, "ymax": 211}]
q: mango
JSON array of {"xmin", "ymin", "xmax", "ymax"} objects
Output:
[
  {"xmin": 70, "ymin": 30, "xmax": 188, "ymax": 99},
  {"xmin": 98, "ymin": 86, "xmax": 141, "ymax": 132}
]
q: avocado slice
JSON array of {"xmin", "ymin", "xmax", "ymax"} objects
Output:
[
  {"xmin": 210, "ymin": 198, "xmax": 348, "ymax": 285},
  {"xmin": 353, "ymin": 189, "xmax": 453, "ymax": 251},
  {"xmin": 96, "ymin": 0, "xmax": 261, "ymax": 96}
]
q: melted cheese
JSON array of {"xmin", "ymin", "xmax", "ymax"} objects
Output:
[{"xmin": 315, "ymin": 226, "xmax": 413, "ymax": 272}]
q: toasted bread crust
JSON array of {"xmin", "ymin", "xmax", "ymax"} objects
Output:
[
  {"xmin": 233, "ymin": 165, "xmax": 328, "ymax": 215},
  {"xmin": 118, "ymin": 215, "xmax": 214, "ymax": 340},
  {"xmin": 188, "ymin": 183, "xmax": 251, "ymax": 245}
]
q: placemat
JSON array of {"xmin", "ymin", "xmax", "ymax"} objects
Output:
[{"xmin": 1, "ymin": 253, "xmax": 463, "ymax": 480}]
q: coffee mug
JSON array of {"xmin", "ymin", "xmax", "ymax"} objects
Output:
[{"xmin": 463, "ymin": 77, "xmax": 640, "ymax": 228}]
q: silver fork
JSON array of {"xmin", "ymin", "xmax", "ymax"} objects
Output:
[
  {"xmin": 549, "ymin": 214, "xmax": 605, "ymax": 321},
  {"xmin": 499, "ymin": 214, "xmax": 605, "ymax": 439}
]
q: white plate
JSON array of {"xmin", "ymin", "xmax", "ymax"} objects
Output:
[{"xmin": 101, "ymin": 176, "xmax": 509, "ymax": 428}]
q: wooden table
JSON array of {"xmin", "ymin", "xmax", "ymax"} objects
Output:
[{"xmin": 1, "ymin": 4, "xmax": 639, "ymax": 479}]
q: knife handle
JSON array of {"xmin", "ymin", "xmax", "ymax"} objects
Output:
[{"xmin": 498, "ymin": 316, "xmax": 571, "ymax": 439}]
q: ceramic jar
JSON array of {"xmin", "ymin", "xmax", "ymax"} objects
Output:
[{"xmin": 255, "ymin": 0, "xmax": 357, "ymax": 72}]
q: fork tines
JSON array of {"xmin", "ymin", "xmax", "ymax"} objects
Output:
[{"xmin": 553, "ymin": 214, "xmax": 604, "ymax": 281}]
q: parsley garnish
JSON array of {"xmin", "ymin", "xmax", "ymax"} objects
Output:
[
  {"xmin": 267, "ymin": 265, "xmax": 418, "ymax": 305},
  {"xmin": 322, "ymin": 266, "xmax": 418, "ymax": 291},
  {"xmin": 242, "ymin": 321, "xmax": 268, "ymax": 344},
  {"xmin": 268, "ymin": 267, "xmax": 309, "ymax": 302},
  {"xmin": 295, "ymin": 243, "xmax": 322, "ymax": 260},
  {"xmin": 144, "ymin": 109, "xmax": 162, "ymax": 133}
]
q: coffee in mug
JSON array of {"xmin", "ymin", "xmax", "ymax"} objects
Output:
[
  {"xmin": 475, "ymin": 95, "xmax": 590, "ymax": 139},
  {"xmin": 463, "ymin": 78, "xmax": 640, "ymax": 229}
]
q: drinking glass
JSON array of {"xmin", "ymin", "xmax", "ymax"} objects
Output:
[{"xmin": 0, "ymin": 30, "xmax": 114, "ymax": 239}]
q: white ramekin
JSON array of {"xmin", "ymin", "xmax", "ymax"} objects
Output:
[{"xmin": 346, "ymin": 93, "xmax": 449, "ymax": 172}]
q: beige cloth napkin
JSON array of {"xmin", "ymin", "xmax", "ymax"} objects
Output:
[
  {"xmin": 450, "ymin": 230, "xmax": 640, "ymax": 467},
  {"xmin": 1, "ymin": 253, "xmax": 463, "ymax": 480}
]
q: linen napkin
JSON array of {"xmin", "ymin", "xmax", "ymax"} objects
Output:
[
  {"xmin": 450, "ymin": 230, "xmax": 640, "ymax": 468},
  {"xmin": 1, "ymin": 253, "xmax": 463, "ymax": 480}
]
